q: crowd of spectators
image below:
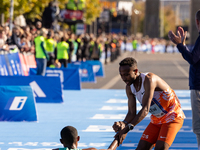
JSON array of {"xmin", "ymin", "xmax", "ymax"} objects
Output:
[{"xmin": 0, "ymin": 20, "xmax": 181, "ymax": 69}]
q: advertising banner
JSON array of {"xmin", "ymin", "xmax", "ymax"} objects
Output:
[
  {"xmin": 86, "ymin": 60, "xmax": 104, "ymax": 77},
  {"xmin": 26, "ymin": 54, "xmax": 37, "ymax": 68},
  {"xmin": 60, "ymin": 9, "xmax": 84, "ymax": 20},
  {"xmin": 68, "ymin": 62, "xmax": 96, "ymax": 82},
  {"xmin": 29, "ymin": 67, "xmax": 81, "ymax": 90},
  {"xmin": 0, "ymin": 86, "xmax": 37, "ymax": 121},
  {"xmin": 0, "ymin": 76, "xmax": 63, "ymax": 103},
  {"xmin": 18, "ymin": 53, "xmax": 29, "ymax": 76}
]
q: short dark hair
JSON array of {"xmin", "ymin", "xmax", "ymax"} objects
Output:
[
  {"xmin": 196, "ymin": 9, "xmax": 200, "ymax": 21},
  {"xmin": 60, "ymin": 126, "xmax": 78, "ymax": 145},
  {"xmin": 119, "ymin": 57, "xmax": 137, "ymax": 68}
]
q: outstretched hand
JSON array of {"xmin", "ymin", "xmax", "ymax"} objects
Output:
[
  {"xmin": 112, "ymin": 121, "xmax": 126, "ymax": 132},
  {"xmin": 168, "ymin": 26, "xmax": 187, "ymax": 45},
  {"xmin": 178, "ymin": 26, "xmax": 187, "ymax": 45},
  {"xmin": 114, "ymin": 126, "xmax": 129, "ymax": 146}
]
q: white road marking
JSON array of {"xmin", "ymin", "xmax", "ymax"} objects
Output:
[
  {"xmin": 100, "ymin": 75, "xmax": 121, "ymax": 89},
  {"xmin": 173, "ymin": 61, "xmax": 189, "ymax": 78}
]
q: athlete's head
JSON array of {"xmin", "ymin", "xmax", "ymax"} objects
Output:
[
  {"xmin": 119, "ymin": 57, "xmax": 139, "ymax": 85},
  {"xmin": 60, "ymin": 126, "xmax": 80, "ymax": 149}
]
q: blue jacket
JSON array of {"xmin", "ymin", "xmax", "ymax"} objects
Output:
[{"xmin": 177, "ymin": 33, "xmax": 200, "ymax": 90}]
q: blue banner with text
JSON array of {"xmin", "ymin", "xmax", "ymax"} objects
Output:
[
  {"xmin": 29, "ymin": 67, "xmax": 81, "ymax": 90},
  {"xmin": 68, "ymin": 62, "xmax": 96, "ymax": 82},
  {"xmin": 86, "ymin": 60, "xmax": 104, "ymax": 77},
  {"xmin": 0, "ymin": 76, "xmax": 63, "ymax": 103},
  {"xmin": 0, "ymin": 86, "xmax": 37, "ymax": 121},
  {"xmin": 6, "ymin": 52, "xmax": 24, "ymax": 76}
]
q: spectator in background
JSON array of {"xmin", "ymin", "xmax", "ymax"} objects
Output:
[
  {"xmin": 57, "ymin": 35, "xmax": 69, "ymax": 68},
  {"xmin": 10, "ymin": 26, "xmax": 22, "ymax": 50},
  {"xmin": 34, "ymin": 28, "xmax": 48, "ymax": 75},
  {"xmin": 123, "ymin": 36, "xmax": 127, "ymax": 52},
  {"xmin": 36, "ymin": 21, "xmax": 42, "ymax": 31},
  {"xmin": 30, "ymin": 25, "xmax": 37, "ymax": 35},
  {"xmin": 168, "ymin": 9, "xmax": 200, "ymax": 150},
  {"xmin": 42, "ymin": 1, "xmax": 57, "ymax": 29},
  {"xmin": 23, "ymin": 26, "xmax": 35, "ymax": 53},
  {"xmin": 88, "ymin": 37, "xmax": 95, "ymax": 60},
  {"xmin": 4, "ymin": 26, "xmax": 12, "ymax": 44},
  {"xmin": 20, "ymin": 34, "xmax": 30, "ymax": 52},
  {"xmin": 45, "ymin": 30, "xmax": 57, "ymax": 67},
  {"xmin": 82, "ymin": 34, "xmax": 90, "ymax": 61},
  {"xmin": 66, "ymin": 32, "xmax": 74, "ymax": 63},
  {"xmin": 35, "ymin": 21, "xmax": 42, "ymax": 35},
  {"xmin": 75, "ymin": 34, "xmax": 83, "ymax": 61},
  {"xmin": 104, "ymin": 35, "xmax": 110, "ymax": 64},
  {"xmin": 49, "ymin": 59, "xmax": 61, "ymax": 68},
  {"xmin": 0, "ymin": 28, "xmax": 9, "ymax": 51},
  {"xmin": 132, "ymin": 37, "xmax": 137, "ymax": 54}
]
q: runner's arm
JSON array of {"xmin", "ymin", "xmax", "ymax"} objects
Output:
[
  {"xmin": 129, "ymin": 74, "xmax": 156, "ymax": 126},
  {"xmin": 112, "ymin": 85, "xmax": 136, "ymax": 132},
  {"xmin": 123, "ymin": 85, "xmax": 137, "ymax": 123}
]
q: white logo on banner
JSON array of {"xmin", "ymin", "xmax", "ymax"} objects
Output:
[
  {"xmin": 9, "ymin": 97, "xmax": 27, "ymax": 110},
  {"xmin": 80, "ymin": 69, "xmax": 88, "ymax": 77},
  {"xmin": 29, "ymin": 81, "xmax": 46, "ymax": 97},
  {"xmin": 15, "ymin": 60, "xmax": 22, "ymax": 75},
  {"xmin": 46, "ymin": 70, "xmax": 64, "ymax": 83},
  {"xmin": 10, "ymin": 60, "xmax": 17, "ymax": 75},
  {"xmin": 93, "ymin": 65, "xmax": 100, "ymax": 73}
]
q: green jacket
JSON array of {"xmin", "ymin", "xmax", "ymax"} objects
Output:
[{"xmin": 57, "ymin": 41, "xmax": 69, "ymax": 59}]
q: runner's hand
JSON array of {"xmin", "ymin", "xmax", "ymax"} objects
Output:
[
  {"xmin": 112, "ymin": 121, "xmax": 126, "ymax": 132},
  {"xmin": 114, "ymin": 126, "xmax": 129, "ymax": 146}
]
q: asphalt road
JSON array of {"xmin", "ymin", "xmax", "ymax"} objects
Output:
[{"xmin": 81, "ymin": 51, "xmax": 190, "ymax": 90}]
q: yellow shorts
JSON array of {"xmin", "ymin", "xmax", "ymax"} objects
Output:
[{"xmin": 140, "ymin": 117, "xmax": 184, "ymax": 146}]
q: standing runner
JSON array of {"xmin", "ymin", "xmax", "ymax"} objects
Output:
[{"xmin": 112, "ymin": 57, "xmax": 185, "ymax": 150}]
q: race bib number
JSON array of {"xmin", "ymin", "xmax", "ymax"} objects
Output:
[{"xmin": 149, "ymin": 103, "xmax": 167, "ymax": 118}]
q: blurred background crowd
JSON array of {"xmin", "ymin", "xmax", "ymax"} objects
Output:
[
  {"xmin": 0, "ymin": 22, "xmax": 179, "ymax": 67},
  {"xmin": 0, "ymin": 0, "xmax": 196, "ymax": 68}
]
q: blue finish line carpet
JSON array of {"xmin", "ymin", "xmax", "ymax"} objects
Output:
[{"xmin": 0, "ymin": 89, "xmax": 197, "ymax": 150}]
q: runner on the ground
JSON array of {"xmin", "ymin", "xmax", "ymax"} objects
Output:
[
  {"xmin": 53, "ymin": 126, "xmax": 98, "ymax": 150},
  {"xmin": 112, "ymin": 57, "xmax": 185, "ymax": 150}
]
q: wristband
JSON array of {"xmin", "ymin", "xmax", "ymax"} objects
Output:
[{"xmin": 122, "ymin": 120, "xmax": 128, "ymax": 125}]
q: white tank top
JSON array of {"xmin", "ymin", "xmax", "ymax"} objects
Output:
[
  {"xmin": 130, "ymin": 72, "xmax": 147, "ymax": 103},
  {"xmin": 130, "ymin": 73, "xmax": 185, "ymax": 123}
]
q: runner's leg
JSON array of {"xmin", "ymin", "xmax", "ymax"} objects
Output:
[
  {"xmin": 155, "ymin": 118, "xmax": 183, "ymax": 150},
  {"xmin": 136, "ymin": 122, "xmax": 160, "ymax": 150}
]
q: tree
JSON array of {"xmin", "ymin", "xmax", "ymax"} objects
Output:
[
  {"xmin": 84, "ymin": 0, "xmax": 102, "ymax": 25},
  {"xmin": 0, "ymin": 0, "xmax": 102, "ymax": 26},
  {"xmin": 131, "ymin": 2, "xmax": 179, "ymax": 39},
  {"xmin": 0, "ymin": 0, "xmax": 36, "ymax": 23},
  {"xmin": 161, "ymin": 5, "xmax": 178, "ymax": 39}
]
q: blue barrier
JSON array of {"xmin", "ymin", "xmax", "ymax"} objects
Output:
[
  {"xmin": 0, "ymin": 86, "xmax": 37, "ymax": 121},
  {"xmin": 86, "ymin": 60, "xmax": 104, "ymax": 77},
  {"xmin": 29, "ymin": 67, "xmax": 81, "ymax": 90},
  {"xmin": 0, "ymin": 76, "xmax": 63, "ymax": 103},
  {"xmin": 68, "ymin": 62, "xmax": 96, "ymax": 82}
]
